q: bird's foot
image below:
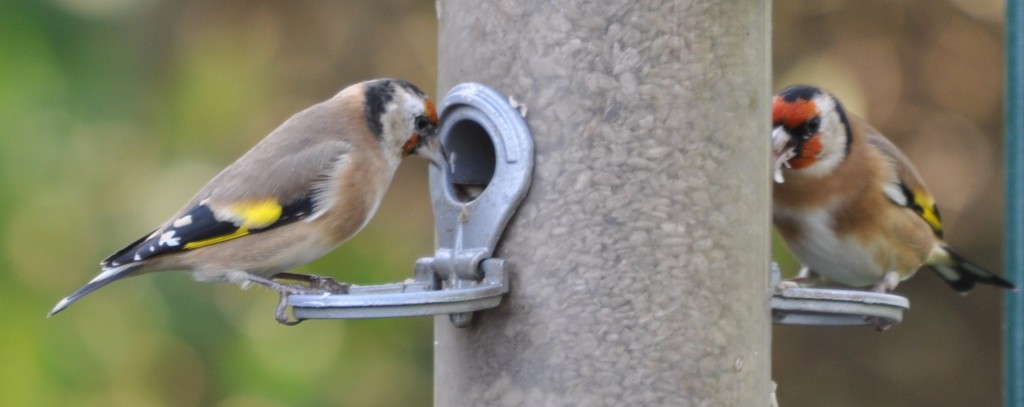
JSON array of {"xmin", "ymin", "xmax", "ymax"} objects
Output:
[
  {"xmin": 775, "ymin": 266, "xmax": 825, "ymax": 292},
  {"xmin": 863, "ymin": 272, "xmax": 901, "ymax": 331},
  {"xmin": 244, "ymin": 273, "xmax": 349, "ymax": 326},
  {"xmin": 775, "ymin": 279, "xmax": 806, "ymax": 291},
  {"xmin": 870, "ymin": 271, "xmax": 900, "ymax": 293},
  {"xmin": 271, "ymin": 272, "xmax": 351, "ymax": 294},
  {"xmin": 775, "ymin": 276, "xmax": 821, "ymax": 292}
]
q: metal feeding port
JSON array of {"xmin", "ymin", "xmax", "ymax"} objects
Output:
[
  {"xmin": 769, "ymin": 263, "xmax": 910, "ymax": 330},
  {"xmin": 288, "ymin": 83, "xmax": 535, "ymax": 327}
]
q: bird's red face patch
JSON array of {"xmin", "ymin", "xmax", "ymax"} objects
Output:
[
  {"xmin": 772, "ymin": 96, "xmax": 817, "ymax": 129},
  {"xmin": 772, "ymin": 95, "xmax": 823, "ymax": 168},
  {"xmin": 402, "ymin": 99, "xmax": 438, "ymax": 159},
  {"xmin": 423, "ymin": 99, "xmax": 438, "ymax": 125},
  {"xmin": 401, "ymin": 134, "xmax": 419, "ymax": 158}
]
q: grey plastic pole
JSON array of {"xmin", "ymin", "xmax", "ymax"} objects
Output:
[{"xmin": 435, "ymin": 1, "xmax": 772, "ymax": 405}]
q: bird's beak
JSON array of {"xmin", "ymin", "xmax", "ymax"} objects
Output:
[
  {"xmin": 416, "ymin": 134, "xmax": 449, "ymax": 171},
  {"xmin": 772, "ymin": 126, "xmax": 796, "ymax": 183},
  {"xmin": 772, "ymin": 125, "xmax": 791, "ymax": 153}
]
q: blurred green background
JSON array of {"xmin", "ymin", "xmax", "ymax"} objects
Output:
[
  {"xmin": 1, "ymin": 0, "xmax": 437, "ymax": 406},
  {"xmin": 0, "ymin": 0, "xmax": 1010, "ymax": 406}
]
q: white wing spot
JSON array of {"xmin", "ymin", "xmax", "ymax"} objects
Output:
[
  {"xmin": 173, "ymin": 215, "xmax": 193, "ymax": 228},
  {"xmin": 133, "ymin": 253, "xmax": 141, "ymax": 261},
  {"xmin": 89, "ymin": 263, "xmax": 133, "ymax": 284},
  {"xmin": 882, "ymin": 183, "xmax": 907, "ymax": 206},
  {"xmin": 159, "ymin": 231, "xmax": 181, "ymax": 247}
]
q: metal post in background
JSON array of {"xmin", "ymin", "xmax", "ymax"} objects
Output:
[
  {"xmin": 435, "ymin": 1, "xmax": 772, "ymax": 405},
  {"xmin": 1006, "ymin": 0, "xmax": 1024, "ymax": 404}
]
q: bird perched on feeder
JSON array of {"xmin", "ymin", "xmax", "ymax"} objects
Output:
[
  {"xmin": 48, "ymin": 78, "xmax": 445, "ymax": 324},
  {"xmin": 771, "ymin": 85, "xmax": 1014, "ymax": 293}
]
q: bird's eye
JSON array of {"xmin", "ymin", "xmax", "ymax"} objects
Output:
[
  {"xmin": 415, "ymin": 116, "xmax": 432, "ymax": 131},
  {"xmin": 805, "ymin": 117, "xmax": 821, "ymax": 137}
]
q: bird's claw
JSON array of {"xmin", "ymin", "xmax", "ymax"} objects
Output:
[
  {"xmin": 870, "ymin": 271, "xmax": 901, "ymax": 293},
  {"xmin": 271, "ymin": 272, "xmax": 351, "ymax": 294},
  {"xmin": 276, "ymin": 293, "xmax": 302, "ymax": 325},
  {"xmin": 775, "ymin": 277, "xmax": 818, "ymax": 292},
  {"xmin": 243, "ymin": 272, "xmax": 350, "ymax": 325},
  {"xmin": 268, "ymin": 274, "xmax": 351, "ymax": 325}
]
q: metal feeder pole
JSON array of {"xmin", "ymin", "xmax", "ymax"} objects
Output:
[
  {"xmin": 435, "ymin": 1, "xmax": 772, "ymax": 405},
  {"xmin": 1006, "ymin": 0, "xmax": 1024, "ymax": 404}
]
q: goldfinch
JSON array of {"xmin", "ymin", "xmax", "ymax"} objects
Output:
[
  {"xmin": 49, "ymin": 78, "xmax": 444, "ymax": 323},
  {"xmin": 771, "ymin": 85, "xmax": 1014, "ymax": 293}
]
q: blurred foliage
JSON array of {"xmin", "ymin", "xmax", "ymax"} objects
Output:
[
  {"xmin": 0, "ymin": 0, "xmax": 1012, "ymax": 405},
  {"xmin": 0, "ymin": 0, "xmax": 437, "ymax": 406},
  {"xmin": 773, "ymin": 0, "xmax": 1008, "ymax": 406}
]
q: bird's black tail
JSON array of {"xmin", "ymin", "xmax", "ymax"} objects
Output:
[
  {"xmin": 928, "ymin": 247, "xmax": 1016, "ymax": 293},
  {"xmin": 48, "ymin": 263, "xmax": 143, "ymax": 317}
]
